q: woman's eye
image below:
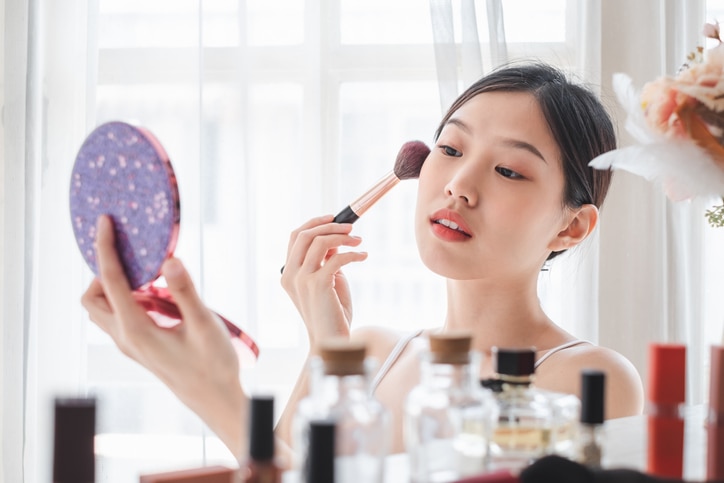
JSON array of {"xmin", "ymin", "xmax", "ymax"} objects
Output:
[
  {"xmin": 496, "ymin": 166, "xmax": 523, "ymax": 179},
  {"xmin": 440, "ymin": 145, "xmax": 462, "ymax": 157}
]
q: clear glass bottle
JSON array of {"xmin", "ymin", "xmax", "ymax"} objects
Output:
[
  {"xmin": 293, "ymin": 338, "xmax": 389, "ymax": 483},
  {"xmin": 577, "ymin": 370, "xmax": 606, "ymax": 469},
  {"xmin": 404, "ymin": 331, "xmax": 498, "ymax": 483},
  {"xmin": 488, "ymin": 347, "xmax": 554, "ymax": 472},
  {"xmin": 546, "ymin": 390, "xmax": 581, "ymax": 460}
]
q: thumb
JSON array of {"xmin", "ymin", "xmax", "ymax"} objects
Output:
[{"xmin": 162, "ymin": 257, "xmax": 212, "ymax": 328}]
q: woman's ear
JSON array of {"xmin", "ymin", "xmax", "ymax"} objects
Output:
[{"xmin": 548, "ymin": 204, "xmax": 599, "ymax": 252}]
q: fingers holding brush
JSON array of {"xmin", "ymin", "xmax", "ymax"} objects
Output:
[{"xmin": 281, "ymin": 217, "xmax": 368, "ymax": 348}]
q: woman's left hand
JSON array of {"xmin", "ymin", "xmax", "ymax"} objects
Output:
[{"xmin": 81, "ymin": 215, "xmax": 248, "ymax": 460}]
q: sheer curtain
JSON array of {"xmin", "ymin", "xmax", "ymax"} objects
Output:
[{"xmin": 2, "ymin": 0, "xmax": 97, "ymax": 481}]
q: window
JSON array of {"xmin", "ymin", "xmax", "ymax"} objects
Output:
[{"xmin": 89, "ymin": 1, "xmax": 577, "ymax": 477}]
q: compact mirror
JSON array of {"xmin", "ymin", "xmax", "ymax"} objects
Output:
[{"xmin": 70, "ymin": 121, "xmax": 259, "ymax": 362}]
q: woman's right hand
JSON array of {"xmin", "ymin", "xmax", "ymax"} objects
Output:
[{"xmin": 280, "ymin": 215, "xmax": 368, "ymax": 351}]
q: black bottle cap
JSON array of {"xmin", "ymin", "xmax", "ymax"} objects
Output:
[
  {"xmin": 581, "ymin": 370, "xmax": 606, "ymax": 424},
  {"xmin": 53, "ymin": 397, "xmax": 96, "ymax": 483},
  {"xmin": 305, "ymin": 419, "xmax": 336, "ymax": 483},
  {"xmin": 493, "ymin": 347, "xmax": 536, "ymax": 376},
  {"xmin": 249, "ymin": 395, "xmax": 275, "ymax": 461}
]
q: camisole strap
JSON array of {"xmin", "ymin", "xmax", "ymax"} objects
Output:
[
  {"xmin": 369, "ymin": 329, "xmax": 424, "ymax": 396},
  {"xmin": 534, "ymin": 340, "xmax": 590, "ymax": 369}
]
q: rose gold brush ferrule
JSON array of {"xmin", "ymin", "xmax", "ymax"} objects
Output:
[{"xmin": 348, "ymin": 170, "xmax": 400, "ymax": 217}]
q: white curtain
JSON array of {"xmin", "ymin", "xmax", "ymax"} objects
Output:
[
  {"xmin": 2, "ymin": 0, "xmax": 97, "ymax": 481},
  {"xmin": 596, "ymin": 0, "xmax": 710, "ymax": 404}
]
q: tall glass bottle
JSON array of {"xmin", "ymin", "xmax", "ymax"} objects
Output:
[
  {"xmin": 488, "ymin": 347, "xmax": 554, "ymax": 472},
  {"xmin": 293, "ymin": 338, "xmax": 389, "ymax": 483},
  {"xmin": 404, "ymin": 331, "xmax": 498, "ymax": 483}
]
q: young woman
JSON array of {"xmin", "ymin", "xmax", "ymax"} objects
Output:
[{"xmin": 82, "ymin": 62, "xmax": 644, "ymax": 464}]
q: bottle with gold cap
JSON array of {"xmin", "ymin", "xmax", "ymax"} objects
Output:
[
  {"xmin": 488, "ymin": 347, "xmax": 555, "ymax": 472},
  {"xmin": 292, "ymin": 337, "xmax": 389, "ymax": 483},
  {"xmin": 404, "ymin": 331, "xmax": 498, "ymax": 483}
]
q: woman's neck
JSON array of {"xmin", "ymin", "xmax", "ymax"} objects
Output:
[{"xmin": 441, "ymin": 276, "xmax": 555, "ymax": 355}]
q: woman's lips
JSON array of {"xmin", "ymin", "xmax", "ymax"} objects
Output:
[{"xmin": 430, "ymin": 209, "xmax": 473, "ymax": 241}]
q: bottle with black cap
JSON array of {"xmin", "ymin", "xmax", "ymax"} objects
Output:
[
  {"xmin": 305, "ymin": 419, "xmax": 336, "ymax": 483},
  {"xmin": 488, "ymin": 347, "xmax": 554, "ymax": 472},
  {"xmin": 578, "ymin": 369, "xmax": 606, "ymax": 468},
  {"xmin": 243, "ymin": 395, "xmax": 281, "ymax": 483},
  {"xmin": 53, "ymin": 397, "xmax": 96, "ymax": 483}
]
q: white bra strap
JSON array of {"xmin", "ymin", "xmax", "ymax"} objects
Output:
[
  {"xmin": 369, "ymin": 329, "xmax": 424, "ymax": 396},
  {"xmin": 534, "ymin": 340, "xmax": 589, "ymax": 369}
]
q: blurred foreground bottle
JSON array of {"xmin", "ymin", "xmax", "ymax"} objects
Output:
[
  {"xmin": 487, "ymin": 348, "xmax": 554, "ymax": 472},
  {"xmin": 53, "ymin": 397, "xmax": 96, "ymax": 483},
  {"xmin": 293, "ymin": 338, "xmax": 389, "ymax": 482},
  {"xmin": 404, "ymin": 331, "xmax": 498, "ymax": 483}
]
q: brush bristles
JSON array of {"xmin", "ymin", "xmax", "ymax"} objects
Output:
[{"xmin": 394, "ymin": 140, "xmax": 430, "ymax": 180}]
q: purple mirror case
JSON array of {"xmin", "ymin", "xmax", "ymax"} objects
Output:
[
  {"xmin": 70, "ymin": 121, "xmax": 258, "ymax": 362},
  {"xmin": 70, "ymin": 121, "xmax": 179, "ymax": 289}
]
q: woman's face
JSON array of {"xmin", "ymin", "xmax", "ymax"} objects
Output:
[{"xmin": 415, "ymin": 91, "xmax": 573, "ymax": 281}]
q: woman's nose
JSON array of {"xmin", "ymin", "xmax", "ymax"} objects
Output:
[{"xmin": 444, "ymin": 165, "xmax": 479, "ymax": 206}]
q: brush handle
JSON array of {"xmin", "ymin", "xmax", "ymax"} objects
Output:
[{"xmin": 333, "ymin": 205, "xmax": 359, "ymax": 224}]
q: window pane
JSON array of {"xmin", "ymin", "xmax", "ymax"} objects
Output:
[
  {"xmin": 502, "ymin": 0, "xmax": 566, "ymax": 43},
  {"xmin": 247, "ymin": 0, "xmax": 304, "ymax": 45},
  {"xmin": 338, "ymin": 81, "xmax": 446, "ymax": 331},
  {"xmin": 98, "ymin": 0, "xmax": 239, "ymax": 48},
  {"xmin": 340, "ymin": 0, "xmax": 433, "ymax": 45}
]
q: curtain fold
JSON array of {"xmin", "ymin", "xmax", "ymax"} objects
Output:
[{"xmin": 2, "ymin": 0, "xmax": 95, "ymax": 480}]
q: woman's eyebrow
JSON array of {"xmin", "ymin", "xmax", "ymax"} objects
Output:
[
  {"xmin": 501, "ymin": 138, "xmax": 548, "ymax": 164},
  {"xmin": 445, "ymin": 117, "xmax": 472, "ymax": 134}
]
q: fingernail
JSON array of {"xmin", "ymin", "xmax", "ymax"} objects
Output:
[
  {"xmin": 163, "ymin": 258, "xmax": 184, "ymax": 278},
  {"xmin": 97, "ymin": 215, "xmax": 109, "ymax": 230}
]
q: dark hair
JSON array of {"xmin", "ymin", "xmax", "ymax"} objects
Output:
[{"xmin": 434, "ymin": 62, "xmax": 616, "ymax": 260}]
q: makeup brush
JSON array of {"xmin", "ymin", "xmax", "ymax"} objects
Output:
[
  {"xmin": 333, "ymin": 140, "xmax": 430, "ymax": 223},
  {"xmin": 281, "ymin": 140, "xmax": 430, "ymax": 274}
]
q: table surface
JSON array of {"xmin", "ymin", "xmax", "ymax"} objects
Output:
[{"xmin": 283, "ymin": 404, "xmax": 710, "ymax": 482}]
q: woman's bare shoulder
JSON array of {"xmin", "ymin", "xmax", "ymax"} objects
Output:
[{"xmin": 535, "ymin": 343, "xmax": 645, "ymax": 420}]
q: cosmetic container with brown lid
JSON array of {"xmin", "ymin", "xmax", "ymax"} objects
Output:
[
  {"xmin": 428, "ymin": 331, "xmax": 473, "ymax": 364},
  {"xmin": 318, "ymin": 338, "xmax": 367, "ymax": 376},
  {"xmin": 293, "ymin": 337, "xmax": 389, "ymax": 483},
  {"xmin": 405, "ymin": 331, "xmax": 498, "ymax": 482}
]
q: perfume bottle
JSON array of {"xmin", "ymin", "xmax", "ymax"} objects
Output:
[
  {"xmin": 707, "ymin": 345, "xmax": 724, "ymax": 481},
  {"xmin": 404, "ymin": 331, "xmax": 498, "ymax": 483},
  {"xmin": 577, "ymin": 370, "xmax": 605, "ymax": 468},
  {"xmin": 293, "ymin": 338, "xmax": 389, "ymax": 483},
  {"xmin": 546, "ymin": 390, "xmax": 581, "ymax": 461},
  {"xmin": 243, "ymin": 395, "xmax": 282, "ymax": 483},
  {"xmin": 488, "ymin": 347, "xmax": 554, "ymax": 472},
  {"xmin": 646, "ymin": 343, "xmax": 686, "ymax": 479},
  {"xmin": 53, "ymin": 397, "xmax": 96, "ymax": 483}
]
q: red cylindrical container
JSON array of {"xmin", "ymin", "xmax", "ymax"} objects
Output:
[{"xmin": 646, "ymin": 343, "xmax": 686, "ymax": 479}]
